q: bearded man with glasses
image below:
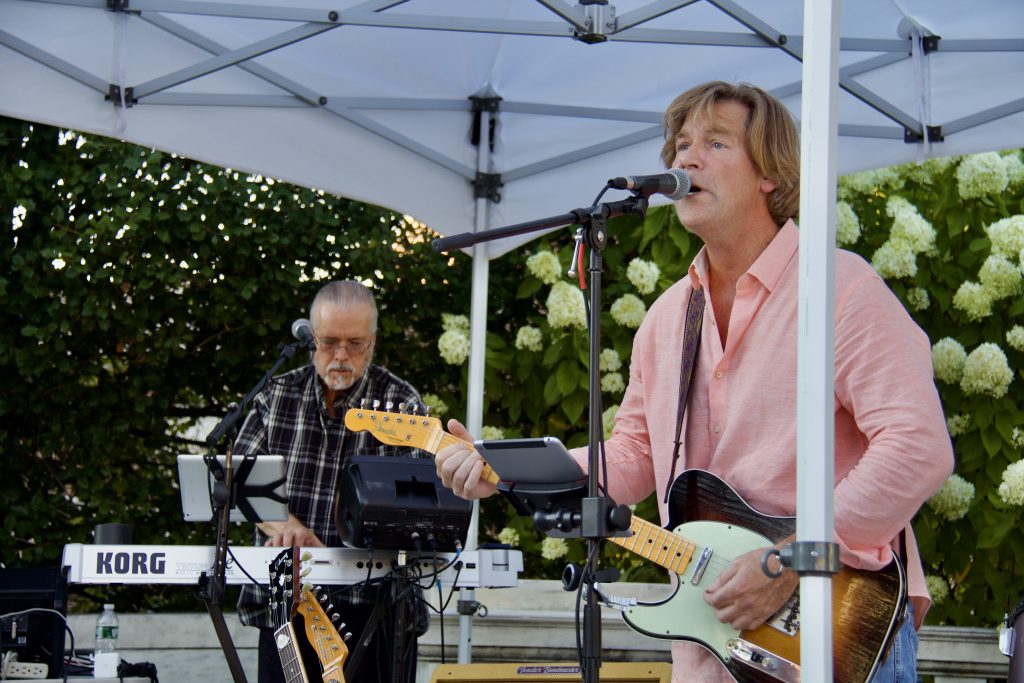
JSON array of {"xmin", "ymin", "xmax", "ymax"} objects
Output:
[{"xmin": 234, "ymin": 279, "xmax": 429, "ymax": 683}]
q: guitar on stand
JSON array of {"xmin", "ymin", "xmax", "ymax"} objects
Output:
[
  {"xmin": 269, "ymin": 547, "xmax": 350, "ymax": 683},
  {"xmin": 345, "ymin": 407, "xmax": 906, "ymax": 683}
]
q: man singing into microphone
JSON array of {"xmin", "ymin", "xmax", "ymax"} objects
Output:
[
  {"xmin": 435, "ymin": 81, "xmax": 953, "ymax": 682},
  {"xmin": 234, "ymin": 279, "xmax": 428, "ymax": 683}
]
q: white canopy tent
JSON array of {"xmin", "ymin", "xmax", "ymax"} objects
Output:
[{"xmin": 3, "ymin": 0, "xmax": 1024, "ymax": 679}]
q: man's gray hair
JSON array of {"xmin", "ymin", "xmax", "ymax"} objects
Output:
[{"xmin": 310, "ymin": 280, "xmax": 378, "ymax": 334}]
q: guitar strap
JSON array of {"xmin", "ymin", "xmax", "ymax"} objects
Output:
[{"xmin": 663, "ymin": 285, "xmax": 705, "ymax": 503}]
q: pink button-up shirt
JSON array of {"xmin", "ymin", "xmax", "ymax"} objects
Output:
[{"xmin": 572, "ymin": 221, "xmax": 953, "ymax": 681}]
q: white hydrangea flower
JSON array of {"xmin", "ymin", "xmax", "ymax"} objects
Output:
[
  {"xmin": 602, "ymin": 404, "xmax": 620, "ymax": 441},
  {"xmin": 886, "ymin": 196, "xmax": 936, "ymax": 254},
  {"xmin": 932, "ymin": 337, "xmax": 967, "ymax": 384},
  {"xmin": 901, "ymin": 157, "xmax": 956, "ymax": 185},
  {"xmin": 438, "ymin": 329, "xmax": 470, "ymax": 365},
  {"xmin": 610, "ymin": 294, "xmax": 647, "ymax": 328},
  {"xmin": 926, "ymin": 473, "xmax": 975, "ymax": 521},
  {"xmin": 998, "ymin": 460, "xmax": 1024, "ymax": 506},
  {"xmin": 945, "ymin": 413, "xmax": 971, "ymax": 437},
  {"xmin": 986, "ymin": 216, "xmax": 1024, "ymax": 259},
  {"xmin": 835, "ymin": 200, "xmax": 861, "ymax": 246},
  {"xmin": 1011, "ymin": 427, "xmax": 1024, "ymax": 450},
  {"xmin": 497, "ymin": 527, "xmax": 520, "ymax": 547},
  {"xmin": 956, "ymin": 152, "xmax": 1010, "ymax": 199},
  {"xmin": 925, "ymin": 575, "xmax": 950, "ymax": 606},
  {"xmin": 960, "ymin": 342, "xmax": 1014, "ymax": 398},
  {"xmin": 480, "ymin": 425, "xmax": 505, "ymax": 441},
  {"xmin": 441, "ymin": 313, "xmax": 470, "ymax": 334},
  {"xmin": 905, "ymin": 287, "xmax": 929, "ymax": 311},
  {"xmin": 871, "ymin": 239, "xmax": 918, "ymax": 279},
  {"xmin": 979, "ymin": 254, "xmax": 1023, "ymax": 300},
  {"xmin": 1004, "ymin": 152, "xmax": 1024, "ymax": 187},
  {"xmin": 541, "ymin": 536, "xmax": 570, "ymax": 560},
  {"xmin": 600, "ymin": 348, "xmax": 622, "ymax": 372},
  {"xmin": 839, "ymin": 167, "xmax": 906, "ymax": 195},
  {"xmin": 601, "ymin": 372, "xmax": 625, "ymax": 394},
  {"xmin": 515, "ymin": 325, "xmax": 544, "ymax": 352},
  {"xmin": 626, "ymin": 258, "xmax": 661, "ymax": 295},
  {"xmin": 420, "ymin": 393, "xmax": 449, "ymax": 417},
  {"xmin": 546, "ymin": 281, "xmax": 587, "ymax": 329},
  {"xmin": 1009, "ymin": 326, "xmax": 1024, "ymax": 353},
  {"xmin": 952, "ymin": 281, "xmax": 993, "ymax": 320},
  {"xmin": 527, "ymin": 251, "xmax": 562, "ymax": 285}
]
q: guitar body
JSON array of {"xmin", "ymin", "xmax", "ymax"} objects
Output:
[{"xmin": 621, "ymin": 470, "xmax": 907, "ymax": 683}]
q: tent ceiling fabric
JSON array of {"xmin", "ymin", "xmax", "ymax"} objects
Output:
[{"xmin": 2, "ymin": 0, "xmax": 1023, "ymax": 256}]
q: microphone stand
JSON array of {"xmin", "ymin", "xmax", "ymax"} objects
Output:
[
  {"xmin": 432, "ymin": 193, "xmax": 645, "ymax": 683},
  {"xmin": 200, "ymin": 338, "xmax": 313, "ymax": 683}
]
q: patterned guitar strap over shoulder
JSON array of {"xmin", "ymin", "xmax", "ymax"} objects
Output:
[{"xmin": 663, "ymin": 285, "xmax": 705, "ymax": 503}]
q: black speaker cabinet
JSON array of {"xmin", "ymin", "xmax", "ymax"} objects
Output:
[
  {"xmin": 0, "ymin": 567, "xmax": 68, "ymax": 679},
  {"xmin": 336, "ymin": 455, "xmax": 471, "ymax": 552}
]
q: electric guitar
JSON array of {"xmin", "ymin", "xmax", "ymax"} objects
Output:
[
  {"xmin": 344, "ymin": 407, "xmax": 907, "ymax": 683},
  {"xmin": 269, "ymin": 547, "xmax": 350, "ymax": 683}
]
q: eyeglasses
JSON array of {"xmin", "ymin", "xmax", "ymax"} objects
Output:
[{"xmin": 314, "ymin": 336, "xmax": 372, "ymax": 355}]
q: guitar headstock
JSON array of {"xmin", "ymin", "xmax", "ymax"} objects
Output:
[
  {"xmin": 269, "ymin": 546, "xmax": 300, "ymax": 627},
  {"xmin": 344, "ymin": 406, "xmax": 443, "ymax": 451},
  {"xmin": 298, "ymin": 578, "xmax": 350, "ymax": 682}
]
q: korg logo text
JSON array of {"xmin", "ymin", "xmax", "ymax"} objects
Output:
[{"xmin": 96, "ymin": 552, "xmax": 167, "ymax": 575}]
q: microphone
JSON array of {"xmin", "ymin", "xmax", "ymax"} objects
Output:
[
  {"xmin": 608, "ymin": 168, "xmax": 691, "ymax": 201},
  {"xmin": 291, "ymin": 318, "xmax": 315, "ymax": 349}
]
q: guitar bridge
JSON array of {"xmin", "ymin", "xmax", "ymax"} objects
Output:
[{"xmin": 727, "ymin": 638, "xmax": 798, "ymax": 683}]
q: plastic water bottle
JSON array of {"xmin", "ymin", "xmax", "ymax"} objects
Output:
[{"xmin": 94, "ymin": 604, "xmax": 119, "ymax": 652}]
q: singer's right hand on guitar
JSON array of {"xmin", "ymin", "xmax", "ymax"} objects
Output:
[{"xmin": 435, "ymin": 418, "xmax": 498, "ymax": 501}]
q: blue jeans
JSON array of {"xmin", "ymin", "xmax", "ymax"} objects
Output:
[{"xmin": 870, "ymin": 603, "xmax": 918, "ymax": 682}]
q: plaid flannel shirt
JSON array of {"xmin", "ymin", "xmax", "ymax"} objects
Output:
[{"xmin": 234, "ymin": 362, "xmax": 426, "ymax": 629}]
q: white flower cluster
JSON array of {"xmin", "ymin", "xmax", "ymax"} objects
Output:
[
  {"xmin": 986, "ymin": 215, "xmax": 1024, "ymax": 261},
  {"xmin": 480, "ymin": 425, "xmax": 505, "ymax": 441},
  {"xmin": 871, "ymin": 197, "xmax": 936, "ymax": 279},
  {"xmin": 442, "ymin": 313, "xmax": 470, "ymax": 335},
  {"xmin": 899, "ymin": 156, "xmax": 956, "ymax": 185},
  {"xmin": 904, "ymin": 287, "xmax": 930, "ymax": 311},
  {"xmin": 932, "ymin": 337, "xmax": 967, "ymax": 384},
  {"xmin": 838, "ymin": 167, "xmax": 906, "ymax": 197},
  {"xmin": 602, "ymin": 404, "xmax": 619, "ymax": 441},
  {"xmin": 610, "ymin": 294, "xmax": 647, "ymax": 329},
  {"xmin": 527, "ymin": 250, "xmax": 562, "ymax": 285},
  {"xmin": 1009, "ymin": 325, "xmax": 1024, "ymax": 352},
  {"xmin": 515, "ymin": 325, "xmax": 544, "ymax": 352},
  {"xmin": 497, "ymin": 527, "xmax": 520, "ymax": 547},
  {"xmin": 546, "ymin": 281, "xmax": 587, "ymax": 329},
  {"xmin": 952, "ymin": 281, "xmax": 992, "ymax": 321},
  {"xmin": 601, "ymin": 372, "xmax": 625, "ymax": 394},
  {"xmin": 626, "ymin": 258, "xmax": 661, "ymax": 295},
  {"xmin": 600, "ymin": 348, "xmax": 622, "ymax": 373},
  {"xmin": 978, "ymin": 254, "xmax": 1023, "ymax": 300},
  {"xmin": 945, "ymin": 413, "xmax": 972, "ymax": 437},
  {"xmin": 956, "ymin": 152, "xmax": 1010, "ymax": 199},
  {"xmin": 835, "ymin": 200, "xmax": 861, "ymax": 246},
  {"xmin": 1012, "ymin": 427, "xmax": 1024, "ymax": 450},
  {"xmin": 998, "ymin": 460, "xmax": 1024, "ymax": 506},
  {"xmin": 541, "ymin": 536, "xmax": 570, "ymax": 560},
  {"xmin": 1005, "ymin": 152, "xmax": 1024, "ymax": 188},
  {"xmin": 926, "ymin": 473, "xmax": 975, "ymax": 521},
  {"xmin": 420, "ymin": 393, "xmax": 449, "ymax": 417},
  {"xmin": 438, "ymin": 329, "xmax": 470, "ymax": 365},
  {"xmin": 960, "ymin": 342, "xmax": 1014, "ymax": 398},
  {"xmin": 925, "ymin": 575, "xmax": 950, "ymax": 606}
]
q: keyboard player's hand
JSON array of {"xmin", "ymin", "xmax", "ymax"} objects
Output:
[{"xmin": 258, "ymin": 513, "xmax": 325, "ymax": 547}]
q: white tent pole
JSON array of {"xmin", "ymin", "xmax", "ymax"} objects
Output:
[
  {"xmin": 457, "ymin": 103, "xmax": 494, "ymax": 664},
  {"xmin": 797, "ymin": 0, "xmax": 839, "ymax": 680}
]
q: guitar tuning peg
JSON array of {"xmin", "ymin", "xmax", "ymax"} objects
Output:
[
  {"xmin": 302, "ymin": 582, "xmax": 313, "ymax": 593},
  {"xmin": 398, "ymin": 402, "xmax": 407, "ymax": 414},
  {"xmin": 372, "ymin": 399, "xmax": 381, "ymax": 410},
  {"xmin": 331, "ymin": 613, "xmax": 340, "ymax": 622},
  {"xmin": 422, "ymin": 404, "xmax": 431, "ymax": 417},
  {"xmin": 360, "ymin": 398, "xmax": 368, "ymax": 409},
  {"xmin": 300, "ymin": 551, "xmax": 312, "ymax": 562},
  {"xmin": 385, "ymin": 401, "xmax": 394, "ymax": 411},
  {"xmin": 300, "ymin": 566, "xmax": 312, "ymax": 578}
]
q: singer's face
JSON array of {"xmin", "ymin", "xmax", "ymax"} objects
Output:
[
  {"xmin": 312, "ymin": 302, "xmax": 376, "ymax": 393},
  {"xmin": 670, "ymin": 100, "xmax": 777, "ymax": 240}
]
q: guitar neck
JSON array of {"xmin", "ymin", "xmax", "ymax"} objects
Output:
[
  {"xmin": 275, "ymin": 623, "xmax": 311, "ymax": 683},
  {"xmin": 434, "ymin": 432, "xmax": 501, "ymax": 486},
  {"xmin": 609, "ymin": 515, "xmax": 698, "ymax": 575}
]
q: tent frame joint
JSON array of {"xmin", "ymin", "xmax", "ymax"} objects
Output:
[
  {"xmin": 472, "ymin": 172, "xmax": 503, "ymax": 203},
  {"xmin": 106, "ymin": 0, "xmax": 130, "ymax": 11},
  {"xmin": 106, "ymin": 84, "xmax": 137, "ymax": 108},
  {"xmin": 922, "ymin": 34, "xmax": 941, "ymax": 54}
]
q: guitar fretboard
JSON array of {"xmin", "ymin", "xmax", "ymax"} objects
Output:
[
  {"xmin": 275, "ymin": 623, "xmax": 308, "ymax": 683},
  {"xmin": 610, "ymin": 515, "xmax": 697, "ymax": 575}
]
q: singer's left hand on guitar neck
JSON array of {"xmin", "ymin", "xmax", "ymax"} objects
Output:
[
  {"xmin": 703, "ymin": 532, "xmax": 799, "ymax": 630},
  {"xmin": 435, "ymin": 418, "xmax": 499, "ymax": 501}
]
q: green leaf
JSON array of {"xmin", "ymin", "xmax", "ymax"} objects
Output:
[
  {"xmin": 557, "ymin": 360, "xmax": 579, "ymax": 396},
  {"xmin": 980, "ymin": 428, "xmax": 1004, "ymax": 458}
]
